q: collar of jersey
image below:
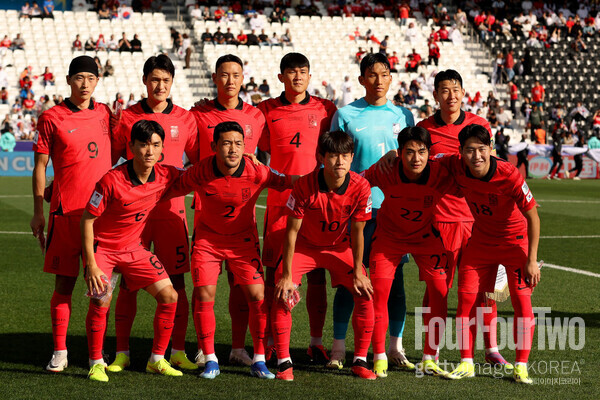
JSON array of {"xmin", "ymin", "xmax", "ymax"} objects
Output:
[
  {"xmin": 212, "ymin": 155, "xmax": 245, "ymax": 178},
  {"xmin": 433, "ymin": 109, "xmax": 465, "ymax": 126},
  {"xmin": 318, "ymin": 168, "xmax": 350, "ymax": 194},
  {"xmin": 140, "ymin": 98, "xmax": 174, "ymax": 114},
  {"xmin": 64, "ymin": 98, "xmax": 95, "ymax": 112},
  {"xmin": 127, "ymin": 159, "xmax": 156, "ymax": 186},
  {"xmin": 465, "ymin": 156, "xmax": 497, "ymax": 182},
  {"xmin": 399, "ymin": 162, "xmax": 430, "ymax": 185},
  {"xmin": 279, "ymin": 91, "xmax": 310, "ymax": 105},
  {"xmin": 214, "ymin": 97, "xmax": 244, "ymax": 111}
]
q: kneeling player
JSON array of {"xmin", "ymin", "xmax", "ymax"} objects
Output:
[
  {"xmin": 166, "ymin": 121, "xmax": 297, "ymax": 379},
  {"xmin": 441, "ymin": 124, "xmax": 541, "ymax": 384},
  {"xmin": 273, "ymin": 130, "xmax": 375, "ymax": 381},
  {"xmin": 363, "ymin": 126, "xmax": 459, "ymax": 378},
  {"xmin": 81, "ymin": 120, "xmax": 184, "ymax": 382}
]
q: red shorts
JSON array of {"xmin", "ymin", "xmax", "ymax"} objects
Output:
[
  {"xmin": 435, "ymin": 221, "xmax": 473, "ymax": 287},
  {"xmin": 275, "ymin": 241, "xmax": 365, "ymax": 289},
  {"xmin": 44, "ymin": 213, "xmax": 83, "ymax": 277},
  {"xmin": 261, "ymin": 206, "xmax": 287, "ymax": 268},
  {"xmin": 93, "ymin": 246, "xmax": 169, "ymax": 291},
  {"xmin": 190, "ymin": 231, "xmax": 263, "ymax": 287},
  {"xmin": 142, "ymin": 209, "xmax": 190, "ymax": 276},
  {"xmin": 458, "ymin": 237, "xmax": 531, "ymax": 295}
]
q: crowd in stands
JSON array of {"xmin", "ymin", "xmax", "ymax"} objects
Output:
[{"xmin": 72, "ymin": 32, "xmax": 142, "ymax": 53}]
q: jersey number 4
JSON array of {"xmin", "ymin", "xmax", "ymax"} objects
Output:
[{"xmin": 290, "ymin": 132, "xmax": 301, "ymax": 148}]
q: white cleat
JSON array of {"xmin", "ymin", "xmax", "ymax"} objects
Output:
[
  {"xmin": 46, "ymin": 352, "xmax": 68, "ymax": 372},
  {"xmin": 195, "ymin": 349, "xmax": 206, "ymax": 367}
]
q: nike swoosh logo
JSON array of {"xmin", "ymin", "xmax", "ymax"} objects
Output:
[
  {"xmin": 431, "ymin": 141, "xmax": 441, "ymax": 146},
  {"xmin": 271, "ymin": 118, "xmax": 283, "ymax": 123},
  {"xmin": 123, "ymin": 201, "xmax": 139, "ymax": 206},
  {"xmin": 68, "ymin": 128, "xmax": 78, "ymax": 133},
  {"xmin": 205, "ymin": 192, "xmax": 217, "ymax": 196},
  {"xmin": 207, "ymin": 125, "xmax": 216, "ymax": 129},
  {"xmin": 356, "ymin": 127, "xmax": 367, "ymax": 132},
  {"xmin": 517, "ymin": 286, "xmax": 528, "ymax": 291},
  {"xmin": 91, "ymin": 328, "xmax": 102, "ymax": 332}
]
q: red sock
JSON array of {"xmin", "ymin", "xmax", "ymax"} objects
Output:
[
  {"xmin": 423, "ymin": 279, "xmax": 449, "ymax": 356},
  {"xmin": 352, "ymin": 294, "xmax": 374, "ymax": 358},
  {"xmin": 306, "ymin": 269, "xmax": 327, "ymax": 339},
  {"xmin": 152, "ymin": 302, "xmax": 177, "ymax": 356},
  {"xmin": 372, "ymin": 278, "xmax": 393, "ymax": 354},
  {"xmin": 193, "ymin": 298, "xmax": 215, "ymax": 355},
  {"xmin": 86, "ymin": 303, "xmax": 109, "ymax": 360},
  {"xmin": 479, "ymin": 294, "xmax": 498, "ymax": 350},
  {"xmin": 50, "ymin": 292, "xmax": 71, "ymax": 351},
  {"xmin": 248, "ymin": 299, "xmax": 267, "ymax": 355},
  {"xmin": 271, "ymin": 300, "xmax": 291, "ymax": 360},
  {"xmin": 512, "ymin": 294, "xmax": 535, "ymax": 363},
  {"xmin": 264, "ymin": 268, "xmax": 276, "ymax": 342},
  {"xmin": 114, "ymin": 286, "xmax": 138, "ymax": 353},
  {"xmin": 171, "ymin": 289, "xmax": 189, "ymax": 351},
  {"xmin": 456, "ymin": 292, "xmax": 478, "ymax": 360},
  {"xmin": 229, "ymin": 281, "xmax": 249, "ymax": 349}
]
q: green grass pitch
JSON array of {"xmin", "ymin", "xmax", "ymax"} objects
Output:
[{"xmin": 0, "ymin": 177, "xmax": 598, "ymax": 399}]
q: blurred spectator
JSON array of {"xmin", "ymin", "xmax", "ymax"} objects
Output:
[
  {"xmin": 201, "ymin": 28, "xmax": 213, "ymax": 44},
  {"xmin": 531, "ymin": 81, "xmax": 545, "ymax": 109},
  {"xmin": 246, "ymin": 77, "xmax": 257, "ymax": 92},
  {"xmin": 1, "ymin": 129, "xmax": 16, "ymax": 152},
  {"xmin": 530, "ymin": 104, "xmax": 544, "ymax": 138},
  {"xmin": 570, "ymin": 102, "xmax": 590, "ymax": 121},
  {"xmin": 393, "ymin": 90, "xmax": 405, "ymax": 106},
  {"xmin": 119, "ymin": 33, "xmax": 132, "ymax": 52},
  {"xmin": 0, "ymin": 87, "xmax": 7, "ymax": 104},
  {"xmin": 85, "ymin": 36, "xmax": 95, "ymax": 51},
  {"xmin": 1, "ymin": 114, "xmax": 11, "ymax": 132},
  {"xmin": 126, "ymin": 93, "xmax": 137, "ymax": 108},
  {"xmin": 321, "ymin": 81, "xmax": 335, "ymax": 102},
  {"xmin": 495, "ymin": 129, "xmax": 509, "ymax": 160},
  {"xmin": 20, "ymin": 1, "xmax": 31, "ymax": 18},
  {"xmin": 250, "ymin": 14, "xmax": 264, "ymax": 31},
  {"xmin": 521, "ymin": 96, "xmax": 532, "ymax": 121},
  {"xmin": 189, "ymin": 4, "xmax": 202, "ymax": 21},
  {"xmin": 355, "ymin": 47, "xmax": 366, "ymax": 63},
  {"xmin": 94, "ymin": 56, "xmax": 104, "ymax": 76},
  {"xmin": 73, "ymin": 34, "xmax": 83, "ymax": 51},
  {"xmin": 180, "ymin": 34, "xmax": 192, "ymax": 69},
  {"xmin": 99, "ymin": 3, "xmax": 110, "ymax": 19},
  {"xmin": 112, "ymin": 93, "xmax": 124, "ymax": 113},
  {"xmin": 427, "ymin": 38, "xmax": 440, "ymax": 66},
  {"xmin": 42, "ymin": 67, "xmax": 55, "ymax": 86},
  {"xmin": 405, "ymin": 22, "xmax": 420, "ymax": 47},
  {"xmin": 547, "ymin": 130, "xmax": 565, "ymax": 179},
  {"xmin": 437, "ymin": 25, "xmax": 450, "ymax": 42},
  {"xmin": 455, "ymin": 8, "xmax": 467, "ymax": 31},
  {"xmin": 130, "ymin": 34, "xmax": 142, "ymax": 52},
  {"xmin": 40, "ymin": 95, "xmax": 53, "ymax": 113},
  {"xmin": 339, "ymin": 75, "xmax": 353, "ymax": 107},
  {"xmin": 281, "ymin": 29, "xmax": 293, "ymax": 46},
  {"xmin": 496, "ymin": 106, "xmax": 513, "ymax": 128},
  {"xmin": 588, "ymin": 133, "xmax": 600, "ymax": 149},
  {"xmin": 388, "ymin": 51, "xmax": 399, "ymax": 72},
  {"xmin": 259, "ymin": 79, "xmax": 271, "ymax": 97},
  {"xmin": 104, "ymin": 60, "xmax": 114, "ymax": 77},
  {"xmin": 30, "ymin": 2, "xmax": 42, "ymax": 18},
  {"xmin": 236, "ymin": 30, "xmax": 247, "ymax": 45},
  {"xmin": 107, "ymin": 34, "xmax": 118, "ymax": 52},
  {"xmin": 12, "ymin": 33, "xmax": 25, "ymax": 50},
  {"xmin": 258, "ymin": 29, "xmax": 269, "ymax": 46},
  {"xmin": 516, "ymin": 134, "xmax": 531, "ymax": 179},
  {"xmin": 23, "ymin": 93, "xmax": 36, "ymax": 115},
  {"xmin": 509, "ymin": 81, "xmax": 518, "ymax": 116},
  {"xmin": 1, "ymin": 35, "xmax": 11, "ymax": 50},
  {"xmin": 19, "ymin": 76, "xmax": 33, "ymax": 99},
  {"xmin": 42, "ymin": 0, "xmax": 54, "ymax": 19},
  {"xmin": 398, "ymin": 2, "xmax": 410, "ymax": 25},
  {"xmin": 504, "ymin": 49, "xmax": 515, "ymax": 81},
  {"xmin": 270, "ymin": 33, "xmax": 282, "ymax": 47},
  {"xmin": 96, "ymin": 34, "xmax": 107, "ymax": 51},
  {"xmin": 214, "ymin": 5, "xmax": 225, "ymax": 21},
  {"xmin": 568, "ymin": 134, "xmax": 585, "ymax": 180},
  {"xmin": 213, "ymin": 27, "xmax": 225, "ymax": 44},
  {"xmin": 419, "ymin": 99, "xmax": 433, "ymax": 118},
  {"xmin": 592, "ymin": 109, "xmax": 600, "ymax": 134},
  {"xmin": 379, "ymin": 35, "xmax": 389, "ymax": 54}
]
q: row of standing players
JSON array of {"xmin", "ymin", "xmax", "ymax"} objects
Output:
[{"xmin": 31, "ymin": 51, "xmax": 540, "ymax": 383}]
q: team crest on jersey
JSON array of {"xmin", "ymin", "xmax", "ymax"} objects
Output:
[
  {"xmin": 100, "ymin": 120, "xmax": 109, "ymax": 136},
  {"xmin": 521, "ymin": 182, "xmax": 530, "ymax": 195},
  {"xmin": 286, "ymin": 194, "xmax": 296, "ymax": 211},
  {"xmin": 392, "ymin": 123, "xmax": 402, "ymax": 137},
  {"xmin": 526, "ymin": 192, "xmax": 533, "ymax": 202},
  {"xmin": 488, "ymin": 194, "xmax": 498, "ymax": 206},
  {"xmin": 245, "ymin": 124, "xmax": 253, "ymax": 139},
  {"xmin": 170, "ymin": 126, "xmax": 179, "ymax": 141},
  {"xmin": 242, "ymin": 188, "xmax": 251, "ymax": 201},
  {"xmin": 434, "ymin": 153, "xmax": 445, "ymax": 159},
  {"xmin": 424, "ymin": 195, "xmax": 433, "ymax": 208},
  {"xmin": 308, "ymin": 114, "xmax": 318, "ymax": 127},
  {"xmin": 365, "ymin": 195, "xmax": 373, "ymax": 214},
  {"xmin": 89, "ymin": 191, "xmax": 103, "ymax": 208}
]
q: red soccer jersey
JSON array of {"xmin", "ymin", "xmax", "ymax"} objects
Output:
[
  {"xmin": 417, "ymin": 110, "xmax": 492, "ymax": 223},
  {"xmin": 257, "ymin": 93, "xmax": 336, "ymax": 206},
  {"xmin": 531, "ymin": 85, "xmax": 545, "ymax": 102},
  {"xmin": 111, "ymin": 99, "xmax": 198, "ymax": 216},
  {"xmin": 364, "ymin": 158, "xmax": 457, "ymax": 246},
  {"xmin": 169, "ymin": 155, "xmax": 292, "ymax": 238},
  {"xmin": 33, "ymin": 99, "xmax": 112, "ymax": 215},
  {"xmin": 441, "ymin": 155, "xmax": 537, "ymax": 243},
  {"xmin": 86, "ymin": 161, "xmax": 182, "ymax": 251},
  {"xmin": 287, "ymin": 169, "xmax": 372, "ymax": 248}
]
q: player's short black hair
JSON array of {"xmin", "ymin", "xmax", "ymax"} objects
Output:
[
  {"xmin": 213, "ymin": 121, "xmax": 245, "ymax": 143},
  {"xmin": 360, "ymin": 53, "xmax": 391, "ymax": 76},
  {"xmin": 131, "ymin": 120, "xmax": 165, "ymax": 143},
  {"xmin": 215, "ymin": 54, "xmax": 243, "ymax": 72},
  {"xmin": 397, "ymin": 126, "xmax": 432, "ymax": 150},
  {"xmin": 434, "ymin": 69, "xmax": 463, "ymax": 90},
  {"xmin": 143, "ymin": 54, "xmax": 175, "ymax": 79},
  {"xmin": 318, "ymin": 130, "xmax": 354, "ymax": 156},
  {"xmin": 458, "ymin": 124, "xmax": 491, "ymax": 148},
  {"xmin": 280, "ymin": 52, "xmax": 310, "ymax": 74}
]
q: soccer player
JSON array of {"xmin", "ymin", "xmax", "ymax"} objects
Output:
[
  {"xmin": 109, "ymin": 54, "xmax": 199, "ymax": 372},
  {"xmin": 166, "ymin": 121, "xmax": 297, "ymax": 379},
  {"xmin": 329, "ymin": 52, "xmax": 415, "ymax": 370},
  {"xmin": 273, "ymin": 130, "xmax": 375, "ymax": 381},
  {"xmin": 417, "ymin": 70, "xmax": 510, "ymax": 368},
  {"xmin": 81, "ymin": 120, "xmax": 184, "ymax": 382},
  {"xmin": 257, "ymin": 52, "xmax": 337, "ymax": 363},
  {"xmin": 190, "ymin": 54, "xmax": 266, "ymax": 366},
  {"xmin": 441, "ymin": 124, "xmax": 540, "ymax": 384},
  {"xmin": 30, "ymin": 56, "xmax": 112, "ymax": 372}
]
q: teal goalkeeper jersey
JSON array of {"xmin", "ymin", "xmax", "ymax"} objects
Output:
[{"xmin": 331, "ymin": 98, "xmax": 414, "ymax": 209}]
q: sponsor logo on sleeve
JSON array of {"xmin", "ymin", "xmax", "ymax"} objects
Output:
[
  {"xmin": 521, "ymin": 182, "xmax": 530, "ymax": 195},
  {"xmin": 366, "ymin": 195, "xmax": 373, "ymax": 214},
  {"xmin": 33, "ymin": 131, "xmax": 39, "ymax": 144},
  {"xmin": 526, "ymin": 191, "xmax": 533, "ymax": 203},
  {"xmin": 286, "ymin": 194, "xmax": 296, "ymax": 211},
  {"xmin": 89, "ymin": 191, "xmax": 103, "ymax": 208}
]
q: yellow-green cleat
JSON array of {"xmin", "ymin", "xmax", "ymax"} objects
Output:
[
  {"xmin": 88, "ymin": 363, "xmax": 109, "ymax": 382},
  {"xmin": 325, "ymin": 350, "xmax": 345, "ymax": 370},
  {"xmin": 373, "ymin": 359, "xmax": 388, "ymax": 378},
  {"xmin": 417, "ymin": 359, "xmax": 449, "ymax": 377},
  {"xmin": 170, "ymin": 351, "xmax": 199, "ymax": 370},
  {"xmin": 445, "ymin": 361, "xmax": 475, "ymax": 380},
  {"xmin": 513, "ymin": 364, "xmax": 533, "ymax": 384},
  {"xmin": 388, "ymin": 349, "xmax": 415, "ymax": 370},
  {"xmin": 106, "ymin": 353, "xmax": 130, "ymax": 373},
  {"xmin": 146, "ymin": 358, "xmax": 183, "ymax": 376}
]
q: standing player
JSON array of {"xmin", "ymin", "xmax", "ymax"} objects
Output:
[
  {"xmin": 30, "ymin": 56, "xmax": 112, "ymax": 372},
  {"xmin": 441, "ymin": 124, "xmax": 540, "ymax": 384},
  {"xmin": 190, "ymin": 54, "xmax": 266, "ymax": 366},
  {"xmin": 273, "ymin": 130, "xmax": 375, "ymax": 381},
  {"xmin": 167, "ymin": 121, "xmax": 297, "ymax": 379},
  {"xmin": 108, "ymin": 54, "xmax": 199, "ymax": 372},
  {"xmin": 82, "ymin": 120, "xmax": 184, "ymax": 382},
  {"xmin": 417, "ymin": 70, "xmax": 510, "ymax": 368},
  {"xmin": 329, "ymin": 53, "xmax": 414, "ymax": 370},
  {"xmin": 257, "ymin": 52, "xmax": 337, "ymax": 363}
]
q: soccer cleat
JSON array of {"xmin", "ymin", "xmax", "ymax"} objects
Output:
[
  {"xmin": 146, "ymin": 359, "xmax": 183, "ymax": 377},
  {"xmin": 88, "ymin": 363, "xmax": 109, "ymax": 382},
  {"xmin": 46, "ymin": 352, "xmax": 68, "ymax": 372},
  {"xmin": 307, "ymin": 344, "xmax": 330, "ymax": 365},
  {"xmin": 229, "ymin": 348, "xmax": 253, "ymax": 366},
  {"xmin": 387, "ymin": 348, "xmax": 415, "ymax": 370},
  {"xmin": 573, "ymin": 176, "xmax": 581, "ymax": 181},
  {"xmin": 351, "ymin": 359, "xmax": 377, "ymax": 380},
  {"xmin": 275, "ymin": 360, "xmax": 294, "ymax": 381},
  {"xmin": 445, "ymin": 361, "xmax": 475, "ymax": 380},
  {"xmin": 417, "ymin": 359, "xmax": 449, "ymax": 377},
  {"xmin": 485, "ymin": 352, "xmax": 513, "ymax": 371},
  {"xmin": 564, "ymin": 170, "xmax": 570, "ymax": 179},
  {"xmin": 170, "ymin": 351, "xmax": 199, "ymax": 370},
  {"xmin": 373, "ymin": 359, "xmax": 388, "ymax": 378},
  {"xmin": 250, "ymin": 361, "xmax": 276, "ymax": 379},
  {"xmin": 513, "ymin": 364, "xmax": 533, "ymax": 384},
  {"xmin": 199, "ymin": 361, "xmax": 220, "ymax": 379},
  {"xmin": 106, "ymin": 353, "xmax": 130, "ymax": 372},
  {"xmin": 552, "ymin": 176, "xmax": 561, "ymax": 180},
  {"xmin": 326, "ymin": 349, "xmax": 345, "ymax": 370},
  {"xmin": 195, "ymin": 349, "xmax": 206, "ymax": 367}
]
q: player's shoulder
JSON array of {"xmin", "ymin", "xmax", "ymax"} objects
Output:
[
  {"xmin": 349, "ymin": 170, "xmax": 370, "ymax": 189},
  {"xmin": 190, "ymin": 99, "xmax": 217, "ymax": 114},
  {"xmin": 463, "ymin": 111, "xmax": 491, "ymax": 130},
  {"xmin": 241, "ymin": 102, "xmax": 266, "ymax": 120},
  {"xmin": 257, "ymin": 96, "xmax": 279, "ymax": 111},
  {"xmin": 417, "ymin": 114, "xmax": 437, "ymax": 129},
  {"xmin": 93, "ymin": 101, "xmax": 112, "ymax": 116},
  {"xmin": 171, "ymin": 103, "xmax": 192, "ymax": 116},
  {"xmin": 39, "ymin": 101, "xmax": 67, "ymax": 122},
  {"xmin": 310, "ymin": 95, "xmax": 336, "ymax": 108},
  {"xmin": 494, "ymin": 156, "xmax": 519, "ymax": 178}
]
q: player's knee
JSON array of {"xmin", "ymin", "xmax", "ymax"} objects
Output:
[
  {"xmin": 194, "ymin": 285, "xmax": 216, "ymax": 303},
  {"xmin": 156, "ymin": 286, "xmax": 178, "ymax": 304}
]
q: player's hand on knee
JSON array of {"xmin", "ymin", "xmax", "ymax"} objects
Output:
[
  {"xmin": 85, "ymin": 264, "xmax": 107, "ymax": 296},
  {"xmin": 353, "ymin": 274, "xmax": 373, "ymax": 300},
  {"xmin": 376, "ymin": 150, "xmax": 398, "ymax": 173},
  {"xmin": 524, "ymin": 260, "xmax": 541, "ymax": 288},
  {"xmin": 275, "ymin": 277, "xmax": 294, "ymax": 302}
]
